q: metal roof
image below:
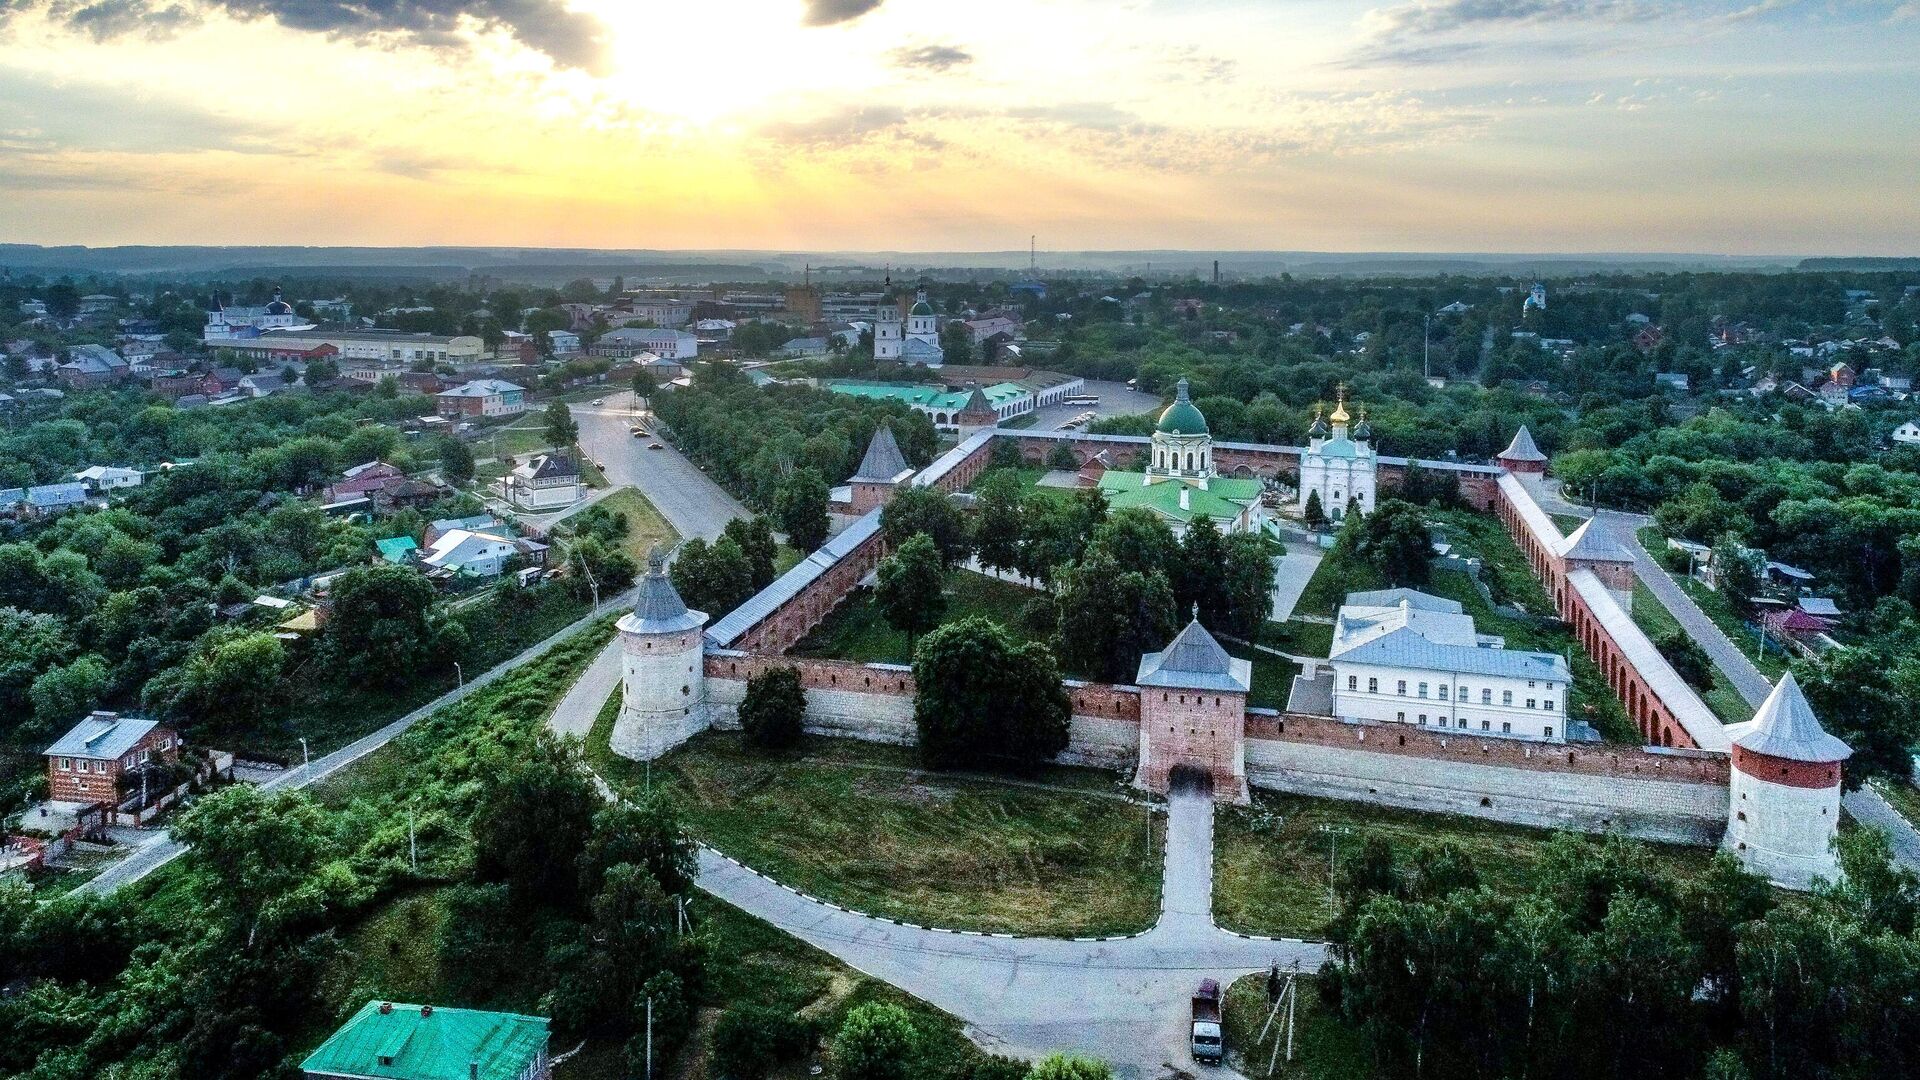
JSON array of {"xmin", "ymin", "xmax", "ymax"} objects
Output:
[
  {"xmin": 300, "ymin": 1001, "xmax": 548, "ymax": 1080},
  {"xmin": 1006, "ymin": 429, "xmax": 1502, "ymax": 475},
  {"xmin": 1497, "ymin": 472, "xmax": 1564, "ymax": 552},
  {"xmin": 1332, "ymin": 626, "xmax": 1570, "ymax": 683},
  {"xmin": 620, "ymin": 549, "xmax": 707, "ymax": 635},
  {"xmin": 705, "ymin": 509, "xmax": 883, "ymax": 646},
  {"xmin": 1567, "ymin": 569, "xmax": 1729, "ymax": 751},
  {"xmin": 1136, "ymin": 619, "xmax": 1253, "ymax": 692},
  {"xmin": 1499, "ymin": 425, "xmax": 1548, "ymax": 462},
  {"xmin": 1555, "ymin": 518, "xmax": 1634, "ymax": 563},
  {"xmin": 852, "ymin": 425, "xmax": 912, "ymax": 482},
  {"xmin": 1343, "ymin": 588, "xmax": 1463, "ymax": 613},
  {"xmin": 45, "ymin": 713, "xmax": 161, "ymax": 760},
  {"xmin": 1725, "ymin": 671, "xmax": 1850, "ymax": 763},
  {"xmin": 914, "ymin": 430, "xmax": 994, "ymax": 488}
]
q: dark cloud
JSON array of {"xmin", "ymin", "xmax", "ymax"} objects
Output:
[
  {"xmin": 801, "ymin": 0, "xmax": 883, "ymax": 26},
  {"xmin": 889, "ymin": 43, "xmax": 971, "ymax": 71},
  {"xmin": 10, "ymin": 0, "xmax": 612, "ymax": 71}
]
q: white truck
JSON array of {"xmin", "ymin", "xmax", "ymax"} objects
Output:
[{"xmin": 1190, "ymin": 978, "xmax": 1223, "ymax": 1064}]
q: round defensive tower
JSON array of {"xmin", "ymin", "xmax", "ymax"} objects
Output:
[
  {"xmin": 1722, "ymin": 671, "xmax": 1850, "ymax": 890},
  {"xmin": 611, "ymin": 548, "xmax": 709, "ymax": 762}
]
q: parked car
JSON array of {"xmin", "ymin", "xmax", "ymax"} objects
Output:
[
  {"xmin": 1190, "ymin": 978, "xmax": 1223, "ymax": 1064},
  {"xmin": 591, "ymin": 398, "xmax": 604, "ymax": 406},
  {"xmin": 647, "ymin": 442, "xmax": 663, "ymax": 450}
]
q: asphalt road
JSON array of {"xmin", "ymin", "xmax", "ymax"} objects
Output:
[{"xmin": 570, "ymin": 390, "xmax": 746, "ymax": 542}]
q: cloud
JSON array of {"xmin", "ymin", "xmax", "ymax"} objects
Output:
[
  {"xmin": 1345, "ymin": 0, "xmax": 1665, "ymax": 65},
  {"xmin": 5, "ymin": 0, "xmax": 612, "ymax": 71},
  {"xmin": 889, "ymin": 43, "xmax": 972, "ymax": 71},
  {"xmin": 758, "ymin": 105, "xmax": 916, "ymax": 150},
  {"xmin": 0, "ymin": 69, "xmax": 277, "ymax": 155},
  {"xmin": 800, "ymin": 0, "xmax": 883, "ymax": 26}
]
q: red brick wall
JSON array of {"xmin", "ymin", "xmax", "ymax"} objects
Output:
[
  {"xmin": 729, "ymin": 528, "xmax": 889, "ymax": 655},
  {"xmin": 1245, "ymin": 711, "xmax": 1727, "ymax": 785},
  {"xmin": 1731, "ymin": 747, "xmax": 1841, "ymax": 789},
  {"xmin": 1139, "ymin": 687, "xmax": 1247, "ymax": 796},
  {"xmin": 46, "ymin": 726, "xmax": 179, "ymax": 804}
]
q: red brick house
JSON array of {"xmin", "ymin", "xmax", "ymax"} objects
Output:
[{"xmin": 44, "ymin": 712, "xmax": 180, "ymax": 805}]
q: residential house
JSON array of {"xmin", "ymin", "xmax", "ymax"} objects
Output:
[
  {"xmin": 425, "ymin": 513, "xmax": 506, "ymax": 547},
  {"xmin": 546, "ymin": 330, "xmax": 581, "ymax": 356},
  {"xmin": 237, "ymin": 372, "xmax": 293, "ymax": 397},
  {"xmin": 421, "ymin": 529, "xmax": 545, "ymax": 577},
  {"xmin": 72, "ymin": 465, "xmax": 144, "ymax": 492},
  {"xmin": 593, "ymin": 328, "xmax": 698, "ymax": 360},
  {"xmin": 45, "ymin": 712, "xmax": 180, "ymax": 805},
  {"xmin": 375, "ymin": 536, "xmax": 419, "ymax": 564},
  {"xmin": 1654, "ymin": 372, "xmax": 1690, "ymax": 392},
  {"xmin": 318, "ymin": 460, "xmax": 423, "ymax": 508},
  {"xmin": 301, "ymin": 1001, "xmax": 551, "ymax": 1080},
  {"xmin": 57, "ymin": 344, "xmax": 130, "ymax": 388},
  {"xmin": 8, "ymin": 482, "xmax": 90, "ymax": 516},
  {"xmin": 436, "ymin": 379, "xmax": 528, "ymax": 419},
  {"xmin": 505, "ymin": 454, "xmax": 582, "ymax": 511},
  {"xmin": 1892, "ymin": 420, "xmax": 1920, "ymax": 446},
  {"xmin": 1632, "ymin": 325, "xmax": 1665, "ymax": 353},
  {"xmin": 778, "ymin": 336, "xmax": 829, "ymax": 358}
]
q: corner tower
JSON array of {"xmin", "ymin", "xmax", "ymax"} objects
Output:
[
  {"xmin": 611, "ymin": 548, "xmax": 710, "ymax": 762},
  {"xmin": 1722, "ymin": 672, "xmax": 1850, "ymax": 890}
]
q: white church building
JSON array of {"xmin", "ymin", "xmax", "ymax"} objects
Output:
[
  {"xmin": 874, "ymin": 289, "xmax": 944, "ymax": 366},
  {"xmin": 1297, "ymin": 385, "xmax": 1376, "ymax": 521}
]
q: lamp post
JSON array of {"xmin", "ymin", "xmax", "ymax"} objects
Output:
[
  {"xmin": 1319, "ymin": 824, "xmax": 1352, "ymax": 920},
  {"xmin": 298, "ymin": 737, "xmax": 310, "ymax": 779},
  {"xmin": 453, "ymin": 660, "xmax": 463, "ymax": 689}
]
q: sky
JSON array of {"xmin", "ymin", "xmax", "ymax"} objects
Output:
[{"xmin": 1, "ymin": 0, "xmax": 1917, "ymax": 255}]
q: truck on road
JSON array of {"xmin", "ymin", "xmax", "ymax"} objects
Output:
[{"xmin": 1191, "ymin": 978, "xmax": 1224, "ymax": 1064}]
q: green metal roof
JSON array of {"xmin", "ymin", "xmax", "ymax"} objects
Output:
[
  {"xmin": 1155, "ymin": 378, "xmax": 1208, "ymax": 435},
  {"xmin": 301, "ymin": 1001, "xmax": 548, "ymax": 1080},
  {"xmin": 376, "ymin": 537, "xmax": 418, "ymax": 563},
  {"xmin": 826, "ymin": 380, "xmax": 1028, "ymax": 413},
  {"xmin": 1096, "ymin": 472, "xmax": 1262, "ymax": 525}
]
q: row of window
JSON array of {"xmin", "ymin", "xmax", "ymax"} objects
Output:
[
  {"xmin": 1349, "ymin": 674, "xmax": 1558, "ymax": 711},
  {"xmin": 1394, "ymin": 712, "xmax": 1555, "ymax": 739}
]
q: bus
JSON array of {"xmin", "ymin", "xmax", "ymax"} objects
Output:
[{"xmin": 1062, "ymin": 395, "xmax": 1100, "ymax": 407}]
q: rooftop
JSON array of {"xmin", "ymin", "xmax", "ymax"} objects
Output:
[
  {"xmin": 620, "ymin": 548, "xmax": 707, "ymax": 635},
  {"xmin": 1136, "ymin": 617, "xmax": 1252, "ymax": 693},
  {"xmin": 299, "ymin": 1001, "xmax": 549, "ymax": 1080},
  {"xmin": 46, "ymin": 712, "xmax": 162, "ymax": 761},
  {"xmin": 851, "ymin": 425, "xmax": 912, "ymax": 482},
  {"xmin": 1725, "ymin": 671, "xmax": 1850, "ymax": 763}
]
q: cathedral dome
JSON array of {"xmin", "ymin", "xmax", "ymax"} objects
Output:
[
  {"xmin": 264, "ymin": 287, "xmax": 293, "ymax": 316},
  {"xmin": 1307, "ymin": 409, "xmax": 1330, "ymax": 440},
  {"xmin": 1155, "ymin": 377, "xmax": 1208, "ymax": 435},
  {"xmin": 909, "ymin": 298, "xmax": 934, "ymax": 317}
]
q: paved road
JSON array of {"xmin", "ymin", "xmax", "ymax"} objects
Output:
[
  {"xmin": 82, "ymin": 589, "xmax": 638, "ymax": 895},
  {"xmin": 571, "ymin": 391, "xmax": 745, "ymax": 542},
  {"xmin": 1267, "ymin": 538, "xmax": 1323, "ymax": 623},
  {"xmin": 694, "ymin": 779, "xmax": 1323, "ymax": 1079}
]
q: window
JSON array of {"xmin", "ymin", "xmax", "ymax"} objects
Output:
[
  {"xmin": 1368, "ymin": 677, "xmax": 1378, "ymax": 693},
  {"xmin": 1502, "ymin": 690, "xmax": 1513, "ymax": 705},
  {"xmin": 1526, "ymin": 699, "xmax": 1536, "ymax": 710},
  {"xmin": 1481, "ymin": 688, "xmax": 1492, "ymax": 704},
  {"xmin": 1501, "ymin": 722, "xmax": 1512, "ymax": 734},
  {"xmin": 58, "ymin": 757, "xmax": 70, "ymax": 771},
  {"xmin": 1418, "ymin": 714, "xmax": 1427, "ymax": 724},
  {"xmin": 1347, "ymin": 675, "xmax": 1357, "ymax": 690},
  {"xmin": 1528, "ymin": 680, "xmax": 1537, "ymax": 688},
  {"xmin": 1544, "ymin": 727, "xmax": 1554, "ymax": 739},
  {"xmin": 1481, "ymin": 720, "xmax": 1491, "ymax": 731},
  {"xmin": 1544, "ymin": 700, "xmax": 1555, "ymax": 712},
  {"xmin": 1396, "ymin": 680, "xmax": 1407, "ymax": 695},
  {"xmin": 1438, "ymin": 685, "xmax": 1448, "ymax": 700},
  {"xmin": 1417, "ymin": 682, "xmax": 1428, "ymax": 698},
  {"xmin": 1396, "ymin": 711, "xmax": 1405, "ymax": 722},
  {"xmin": 1457, "ymin": 718, "xmax": 1468, "ymax": 729}
]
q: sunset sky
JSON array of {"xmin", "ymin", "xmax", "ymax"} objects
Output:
[{"xmin": 2, "ymin": 0, "xmax": 1917, "ymax": 254}]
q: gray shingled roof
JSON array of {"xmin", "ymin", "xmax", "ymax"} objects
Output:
[
  {"xmin": 620, "ymin": 548, "xmax": 707, "ymax": 634},
  {"xmin": 1333, "ymin": 627, "xmax": 1571, "ymax": 683},
  {"xmin": 1554, "ymin": 519, "xmax": 1634, "ymax": 563},
  {"xmin": 1726, "ymin": 671, "xmax": 1850, "ymax": 763},
  {"xmin": 852, "ymin": 426, "xmax": 911, "ymax": 482},
  {"xmin": 1499, "ymin": 425, "xmax": 1548, "ymax": 462},
  {"xmin": 1343, "ymin": 588, "xmax": 1463, "ymax": 614},
  {"xmin": 706, "ymin": 510, "xmax": 883, "ymax": 646},
  {"xmin": 1136, "ymin": 619, "xmax": 1253, "ymax": 692},
  {"xmin": 45, "ymin": 713, "xmax": 160, "ymax": 760}
]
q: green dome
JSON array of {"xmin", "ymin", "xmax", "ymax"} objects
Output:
[
  {"xmin": 1156, "ymin": 377, "xmax": 1208, "ymax": 435},
  {"xmin": 909, "ymin": 299, "xmax": 934, "ymax": 316}
]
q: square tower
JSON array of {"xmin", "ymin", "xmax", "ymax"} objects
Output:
[{"xmin": 1134, "ymin": 617, "xmax": 1251, "ymax": 803}]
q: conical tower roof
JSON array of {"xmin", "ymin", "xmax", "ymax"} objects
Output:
[
  {"xmin": 1554, "ymin": 519, "xmax": 1634, "ymax": 563},
  {"xmin": 621, "ymin": 546, "xmax": 707, "ymax": 634},
  {"xmin": 852, "ymin": 425, "xmax": 911, "ymax": 482},
  {"xmin": 1728, "ymin": 671, "xmax": 1851, "ymax": 763},
  {"xmin": 1136, "ymin": 611, "xmax": 1252, "ymax": 692},
  {"xmin": 1499, "ymin": 425, "xmax": 1548, "ymax": 463}
]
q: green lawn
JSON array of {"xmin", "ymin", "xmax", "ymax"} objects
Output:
[
  {"xmin": 1223, "ymin": 640, "xmax": 1302, "ymax": 711},
  {"xmin": 791, "ymin": 569, "xmax": 1044, "ymax": 664},
  {"xmin": 1549, "ymin": 512, "xmax": 1590, "ymax": 535},
  {"xmin": 1225, "ymin": 974, "xmax": 1370, "ymax": 1080},
  {"xmin": 587, "ymin": 723, "xmax": 1164, "ymax": 937},
  {"xmin": 1293, "ymin": 543, "xmax": 1387, "ymax": 618},
  {"xmin": 1261, "ymin": 619, "xmax": 1333, "ymax": 659},
  {"xmin": 1628, "ymin": 582, "xmax": 1752, "ymax": 725},
  {"xmin": 477, "ymin": 424, "xmax": 565, "ymax": 459},
  {"xmin": 570, "ymin": 486, "xmax": 678, "ymax": 568},
  {"xmin": 1213, "ymin": 789, "xmax": 1714, "ymax": 939}
]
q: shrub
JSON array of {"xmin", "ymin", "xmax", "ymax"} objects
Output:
[
  {"xmin": 739, "ymin": 666, "xmax": 807, "ymax": 751},
  {"xmin": 712, "ymin": 1003, "xmax": 813, "ymax": 1080},
  {"xmin": 832, "ymin": 1002, "xmax": 917, "ymax": 1080}
]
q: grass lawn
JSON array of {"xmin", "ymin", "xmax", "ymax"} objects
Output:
[
  {"xmin": 1225, "ymin": 974, "xmax": 1370, "ymax": 1080},
  {"xmin": 790, "ymin": 569, "xmax": 1044, "ymax": 664},
  {"xmin": 478, "ymin": 424, "xmax": 565, "ymax": 459},
  {"xmin": 1213, "ymin": 789, "xmax": 1714, "ymax": 939},
  {"xmin": 570, "ymin": 486, "xmax": 678, "ymax": 568},
  {"xmin": 774, "ymin": 543, "xmax": 806, "ymax": 575},
  {"xmin": 1293, "ymin": 544, "xmax": 1387, "ymax": 618},
  {"xmin": 587, "ymin": 723, "xmax": 1164, "ymax": 937},
  {"xmin": 1261, "ymin": 619, "xmax": 1334, "ymax": 659},
  {"xmin": 1549, "ymin": 512, "xmax": 1590, "ymax": 535},
  {"xmin": 1629, "ymin": 582, "xmax": 1752, "ymax": 725},
  {"xmin": 1871, "ymin": 778, "xmax": 1920, "ymax": 832},
  {"xmin": 1223, "ymin": 640, "xmax": 1302, "ymax": 711}
]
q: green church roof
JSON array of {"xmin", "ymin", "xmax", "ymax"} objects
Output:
[
  {"xmin": 1096, "ymin": 472, "xmax": 1261, "ymax": 525},
  {"xmin": 1155, "ymin": 377, "xmax": 1208, "ymax": 435},
  {"xmin": 301, "ymin": 1001, "xmax": 548, "ymax": 1080}
]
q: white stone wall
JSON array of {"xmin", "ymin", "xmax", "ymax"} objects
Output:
[
  {"xmin": 1060, "ymin": 715, "xmax": 1141, "ymax": 770},
  {"xmin": 704, "ymin": 677, "xmax": 917, "ymax": 746},
  {"xmin": 1299, "ymin": 448, "xmax": 1376, "ymax": 519},
  {"xmin": 612, "ymin": 626, "xmax": 709, "ymax": 761},
  {"xmin": 1725, "ymin": 772, "xmax": 1842, "ymax": 890},
  {"xmin": 1243, "ymin": 736, "xmax": 1728, "ymax": 844}
]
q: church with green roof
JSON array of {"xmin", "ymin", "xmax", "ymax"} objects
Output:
[{"xmin": 1095, "ymin": 377, "xmax": 1267, "ymax": 536}]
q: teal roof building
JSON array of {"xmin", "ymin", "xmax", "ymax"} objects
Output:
[{"xmin": 302, "ymin": 1001, "xmax": 550, "ymax": 1080}]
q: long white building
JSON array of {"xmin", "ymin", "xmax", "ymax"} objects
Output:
[{"xmin": 1323, "ymin": 588, "xmax": 1571, "ymax": 742}]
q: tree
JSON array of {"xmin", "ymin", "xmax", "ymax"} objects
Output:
[
  {"xmin": 437, "ymin": 436, "xmax": 475, "ymax": 484},
  {"xmin": 472, "ymin": 729, "xmax": 601, "ymax": 912},
  {"xmin": 1346, "ymin": 499, "xmax": 1432, "ymax": 586},
  {"xmin": 543, "ymin": 400, "xmax": 580, "ymax": 450},
  {"xmin": 1027, "ymin": 1053, "xmax": 1113, "ymax": 1080},
  {"xmin": 141, "ymin": 630, "xmax": 286, "ymax": 743},
  {"xmin": 1796, "ymin": 646, "xmax": 1920, "ymax": 788},
  {"xmin": 671, "ymin": 537, "xmax": 756, "ymax": 616},
  {"xmin": 877, "ymin": 533, "xmax": 947, "ymax": 645},
  {"xmin": 775, "ymin": 469, "xmax": 831, "ymax": 554},
  {"xmin": 713, "ymin": 1004, "xmax": 811, "ymax": 1080},
  {"xmin": 27, "ymin": 656, "xmax": 108, "ymax": 733},
  {"xmin": 169, "ymin": 785, "xmax": 344, "ymax": 948},
  {"xmin": 631, "ymin": 370, "xmax": 658, "ymax": 411},
  {"xmin": 972, "ymin": 469, "xmax": 1025, "ymax": 574},
  {"xmin": 579, "ymin": 793, "xmax": 697, "ymax": 899},
  {"xmin": 1303, "ymin": 488, "xmax": 1327, "ymax": 531},
  {"xmin": 321, "ymin": 564, "xmax": 445, "ymax": 687},
  {"xmin": 1087, "ymin": 508, "xmax": 1179, "ymax": 580},
  {"xmin": 1046, "ymin": 442, "xmax": 1080, "ymax": 470},
  {"xmin": 739, "ymin": 665, "xmax": 807, "ymax": 751},
  {"xmin": 724, "ymin": 516, "xmax": 779, "ymax": 590},
  {"xmin": 1654, "ymin": 630, "xmax": 1715, "ymax": 691},
  {"xmin": 303, "ymin": 355, "xmax": 340, "ymax": 384},
  {"xmin": 568, "ymin": 534, "xmax": 639, "ymax": 597},
  {"xmin": 912, "ymin": 616, "xmax": 1071, "ymax": 770},
  {"xmin": 1053, "ymin": 549, "xmax": 1177, "ymax": 684},
  {"xmin": 881, "ymin": 487, "xmax": 970, "ymax": 566},
  {"xmin": 1710, "ymin": 535, "xmax": 1764, "ymax": 618},
  {"xmin": 833, "ymin": 1002, "xmax": 917, "ymax": 1080}
]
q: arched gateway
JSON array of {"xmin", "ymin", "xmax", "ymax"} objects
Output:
[{"xmin": 1133, "ymin": 614, "xmax": 1252, "ymax": 804}]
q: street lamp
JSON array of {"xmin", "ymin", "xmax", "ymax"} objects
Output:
[
  {"xmin": 1319, "ymin": 824, "xmax": 1352, "ymax": 920},
  {"xmin": 299, "ymin": 737, "xmax": 310, "ymax": 779},
  {"xmin": 453, "ymin": 660, "xmax": 463, "ymax": 689}
]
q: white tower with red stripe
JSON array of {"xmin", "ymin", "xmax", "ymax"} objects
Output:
[{"xmin": 1722, "ymin": 672, "xmax": 1850, "ymax": 890}]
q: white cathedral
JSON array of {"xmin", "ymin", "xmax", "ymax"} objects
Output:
[
  {"xmin": 1297, "ymin": 384, "xmax": 1376, "ymax": 521},
  {"xmin": 875, "ymin": 289, "xmax": 944, "ymax": 366}
]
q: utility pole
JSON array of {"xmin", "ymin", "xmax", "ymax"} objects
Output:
[
  {"xmin": 1423, "ymin": 314, "xmax": 1431, "ymax": 380},
  {"xmin": 453, "ymin": 661, "xmax": 463, "ymax": 689},
  {"xmin": 408, "ymin": 803, "xmax": 418, "ymax": 874},
  {"xmin": 1319, "ymin": 824, "xmax": 1351, "ymax": 920},
  {"xmin": 299, "ymin": 737, "xmax": 310, "ymax": 779},
  {"xmin": 644, "ymin": 996, "xmax": 653, "ymax": 1080}
]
